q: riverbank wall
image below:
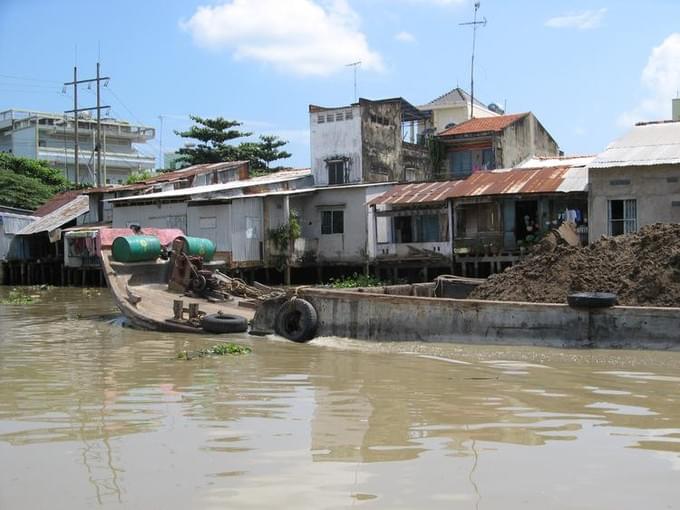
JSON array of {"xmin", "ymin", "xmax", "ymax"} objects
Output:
[{"xmin": 296, "ymin": 288, "xmax": 680, "ymax": 350}]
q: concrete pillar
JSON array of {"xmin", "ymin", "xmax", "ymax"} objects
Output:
[
  {"xmin": 283, "ymin": 194, "xmax": 291, "ymax": 286},
  {"xmin": 370, "ymin": 205, "xmax": 379, "ymax": 263}
]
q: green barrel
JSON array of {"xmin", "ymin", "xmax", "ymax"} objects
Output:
[
  {"xmin": 111, "ymin": 235, "xmax": 161, "ymax": 262},
  {"xmin": 179, "ymin": 236, "xmax": 216, "ymax": 262}
]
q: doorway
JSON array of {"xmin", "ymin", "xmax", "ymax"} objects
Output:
[{"xmin": 515, "ymin": 200, "xmax": 538, "ymax": 242}]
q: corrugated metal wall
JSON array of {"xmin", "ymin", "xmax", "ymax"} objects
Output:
[
  {"xmin": 112, "ymin": 203, "xmax": 188, "ymax": 233},
  {"xmin": 0, "ymin": 213, "xmax": 36, "ymax": 260},
  {"xmin": 230, "ymin": 198, "xmax": 263, "ymax": 262},
  {"xmin": 187, "ymin": 204, "xmax": 231, "ymax": 252}
]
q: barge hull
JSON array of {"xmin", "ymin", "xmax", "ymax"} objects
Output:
[{"xmin": 255, "ymin": 288, "xmax": 680, "ymax": 350}]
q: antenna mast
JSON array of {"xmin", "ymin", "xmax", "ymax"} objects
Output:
[
  {"xmin": 346, "ymin": 61, "xmax": 361, "ymax": 102},
  {"xmin": 460, "ymin": 2, "xmax": 487, "ymax": 119}
]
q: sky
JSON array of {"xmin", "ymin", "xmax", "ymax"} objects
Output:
[{"xmin": 1, "ymin": 0, "xmax": 680, "ymax": 169}]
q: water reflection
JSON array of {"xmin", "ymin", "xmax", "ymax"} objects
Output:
[{"xmin": 1, "ymin": 287, "xmax": 680, "ymax": 509}]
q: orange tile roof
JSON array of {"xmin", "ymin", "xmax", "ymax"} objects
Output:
[{"xmin": 438, "ymin": 113, "xmax": 529, "ymax": 137}]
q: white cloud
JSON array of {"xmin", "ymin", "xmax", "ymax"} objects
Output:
[
  {"xmin": 181, "ymin": 0, "xmax": 383, "ymax": 77},
  {"xmin": 545, "ymin": 8, "xmax": 607, "ymax": 30},
  {"xmin": 619, "ymin": 33, "xmax": 680, "ymax": 126},
  {"xmin": 406, "ymin": 0, "xmax": 465, "ymax": 4},
  {"xmin": 395, "ymin": 31, "xmax": 416, "ymax": 43}
]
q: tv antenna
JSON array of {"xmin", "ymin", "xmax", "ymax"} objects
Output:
[
  {"xmin": 460, "ymin": 2, "xmax": 487, "ymax": 119},
  {"xmin": 346, "ymin": 61, "xmax": 361, "ymax": 102}
]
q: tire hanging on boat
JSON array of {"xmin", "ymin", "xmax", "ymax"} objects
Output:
[
  {"xmin": 202, "ymin": 313, "xmax": 248, "ymax": 334},
  {"xmin": 274, "ymin": 298, "xmax": 318, "ymax": 342}
]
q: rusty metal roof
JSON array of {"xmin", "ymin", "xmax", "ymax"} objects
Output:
[
  {"xmin": 17, "ymin": 195, "xmax": 89, "ymax": 236},
  {"xmin": 369, "ymin": 166, "xmax": 587, "ymax": 206},
  {"xmin": 33, "ymin": 190, "xmax": 85, "ymax": 217}
]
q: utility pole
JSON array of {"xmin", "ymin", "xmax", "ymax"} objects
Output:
[
  {"xmin": 460, "ymin": 2, "xmax": 487, "ymax": 119},
  {"xmin": 346, "ymin": 61, "xmax": 361, "ymax": 102},
  {"xmin": 96, "ymin": 62, "xmax": 103, "ymax": 186},
  {"xmin": 64, "ymin": 63, "xmax": 110, "ymax": 186},
  {"xmin": 158, "ymin": 115, "xmax": 164, "ymax": 169},
  {"xmin": 72, "ymin": 66, "xmax": 79, "ymax": 184}
]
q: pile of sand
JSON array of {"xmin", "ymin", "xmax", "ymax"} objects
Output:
[{"xmin": 469, "ymin": 223, "xmax": 680, "ymax": 307}]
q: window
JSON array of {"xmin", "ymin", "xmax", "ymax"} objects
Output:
[
  {"xmin": 321, "ymin": 210, "xmax": 344, "ymax": 234},
  {"xmin": 335, "ymin": 112, "xmax": 344, "ymax": 121},
  {"xmin": 318, "ymin": 114, "xmax": 325, "ymax": 124},
  {"xmin": 482, "ymin": 148, "xmax": 495, "ymax": 170},
  {"xmin": 326, "ymin": 114, "xmax": 334, "ymax": 123},
  {"xmin": 608, "ymin": 199, "xmax": 637, "ymax": 236},
  {"xmin": 415, "ymin": 215, "xmax": 441, "ymax": 242},
  {"xmin": 450, "ymin": 151, "xmax": 472, "ymax": 177},
  {"xmin": 327, "ymin": 160, "xmax": 345, "ymax": 185},
  {"xmin": 345, "ymin": 110, "xmax": 353, "ymax": 120}
]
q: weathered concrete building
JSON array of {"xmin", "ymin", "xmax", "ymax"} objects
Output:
[
  {"xmin": 436, "ymin": 112, "xmax": 560, "ymax": 179},
  {"xmin": 419, "ymin": 87, "xmax": 499, "ymax": 133},
  {"xmin": 309, "ymin": 98, "xmax": 433, "ymax": 185},
  {"xmin": 263, "ymin": 183, "xmax": 392, "ymax": 280},
  {"xmin": 588, "ymin": 120, "xmax": 680, "ymax": 241}
]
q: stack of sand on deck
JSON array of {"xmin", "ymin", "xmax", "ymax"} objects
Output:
[{"xmin": 469, "ymin": 223, "xmax": 680, "ymax": 307}]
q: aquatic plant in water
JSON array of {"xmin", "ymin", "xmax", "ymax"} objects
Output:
[
  {"xmin": 0, "ymin": 290, "xmax": 34, "ymax": 304},
  {"xmin": 176, "ymin": 343, "xmax": 252, "ymax": 360},
  {"xmin": 328, "ymin": 273, "xmax": 383, "ymax": 288}
]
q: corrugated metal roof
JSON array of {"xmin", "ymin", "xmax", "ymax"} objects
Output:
[
  {"xmin": 590, "ymin": 121, "xmax": 680, "ymax": 168},
  {"xmin": 369, "ymin": 166, "xmax": 587, "ymax": 206},
  {"xmin": 518, "ymin": 155, "xmax": 594, "ymax": 168},
  {"xmin": 420, "ymin": 87, "xmax": 489, "ymax": 110},
  {"xmin": 141, "ymin": 161, "xmax": 248, "ymax": 184},
  {"xmin": 438, "ymin": 113, "xmax": 529, "ymax": 137},
  {"xmin": 0, "ymin": 212, "xmax": 38, "ymax": 234},
  {"xmin": 106, "ymin": 169, "xmax": 312, "ymax": 203},
  {"xmin": 33, "ymin": 190, "xmax": 85, "ymax": 217},
  {"xmin": 17, "ymin": 195, "xmax": 89, "ymax": 236}
]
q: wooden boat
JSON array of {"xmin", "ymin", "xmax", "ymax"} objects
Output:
[{"xmin": 99, "ymin": 228, "xmax": 275, "ymax": 334}]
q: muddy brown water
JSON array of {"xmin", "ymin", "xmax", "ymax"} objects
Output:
[{"xmin": 1, "ymin": 287, "xmax": 679, "ymax": 509}]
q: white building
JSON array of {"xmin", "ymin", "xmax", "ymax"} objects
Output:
[
  {"xmin": 108, "ymin": 169, "xmax": 313, "ymax": 267},
  {"xmin": 419, "ymin": 87, "xmax": 500, "ymax": 133},
  {"xmin": 0, "ymin": 109, "xmax": 156, "ymax": 185},
  {"xmin": 588, "ymin": 119, "xmax": 680, "ymax": 241}
]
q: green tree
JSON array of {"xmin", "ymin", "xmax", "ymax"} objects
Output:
[
  {"xmin": 257, "ymin": 135, "xmax": 292, "ymax": 170},
  {"xmin": 126, "ymin": 169, "xmax": 154, "ymax": 184},
  {"xmin": 0, "ymin": 154, "xmax": 71, "ymax": 210},
  {"xmin": 175, "ymin": 116, "xmax": 292, "ymax": 176},
  {"xmin": 174, "ymin": 115, "xmax": 252, "ymax": 165}
]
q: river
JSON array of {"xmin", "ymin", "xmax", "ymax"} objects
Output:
[{"xmin": 1, "ymin": 287, "xmax": 679, "ymax": 509}]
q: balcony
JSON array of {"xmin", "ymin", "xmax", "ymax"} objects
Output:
[
  {"xmin": 375, "ymin": 241, "xmax": 449, "ymax": 260},
  {"xmin": 38, "ymin": 147, "xmax": 155, "ymax": 170}
]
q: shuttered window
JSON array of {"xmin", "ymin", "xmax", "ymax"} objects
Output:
[{"xmin": 321, "ymin": 210, "xmax": 344, "ymax": 235}]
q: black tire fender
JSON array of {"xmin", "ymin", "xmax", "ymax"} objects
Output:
[
  {"xmin": 202, "ymin": 313, "xmax": 248, "ymax": 334},
  {"xmin": 191, "ymin": 274, "xmax": 207, "ymax": 293},
  {"xmin": 275, "ymin": 298, "xmax": 318, "ymax": 342},
  {"xmin": 567, "ymin": 292, "xmax": 618, "ymax": 309}
]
